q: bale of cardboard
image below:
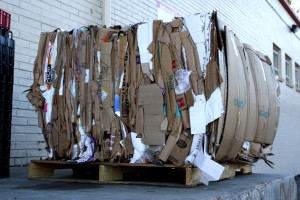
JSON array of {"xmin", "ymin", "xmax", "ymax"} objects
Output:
[{"xmin": 26, "ymin": 11, "xmax": 280, "ymax": 184}]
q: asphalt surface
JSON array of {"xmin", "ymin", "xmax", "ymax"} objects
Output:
[{"xmin": 0, "ymin": 167, "xmax": 298, "ymax": 200}]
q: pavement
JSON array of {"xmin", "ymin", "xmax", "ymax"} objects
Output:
[
  {"xmin": 296, "ymin": 175, "xmax": 300, "ymax": 200},
  {"xmin": 0, "ymin": 167, "xmax": 298, "ymax": 200}
]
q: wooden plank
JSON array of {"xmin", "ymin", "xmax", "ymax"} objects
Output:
[
  {"xmin": 238, "ymin": 164, "xmax": 252, "ymax": 174},
  {"xmin": 99, "ymin": 165, "xmax": 123, "ymax": 182},
  {"xmin": 185, "ymin": 167, "xmax": 201, "ymax": 187},
  {"xmin": 220, "ymin": 163, "xmax": 252, "ymax": 180},
  {"xmin": 220, "ymin": 163, "xmax": 236, "ymax": 180},
  {"xmin": 28, "ymin": 163, "xmax": 54, "ymax": 178}
]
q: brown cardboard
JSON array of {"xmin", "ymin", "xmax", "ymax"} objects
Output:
[
  {"xmin": 215, "ymin": 50, "xmax": 227, "ymax": 151},
  {"xmin": 160, "ymin": 117, "xmax": 168, "ymax": 133},
  {"xmin": 204, "ymin": 59, "xmax": 223, "ymax": 99},
  {"xmin": 35, "ymin": 32, "xmax": 50, "ymax": 85},
  {"xmin": 249, "ymin": 142, "xmax": 261, "ymax": 157},
  {"xmin": 156, "ymin": 23, "xmax": 177, "ymax": 131},
  {"xmin": 50, "ymin": 32, "xmax": 72, "ymax": 158},
  {"xmin": 256, "ymin": 51, "xmax": 279, "ymax": 144},
  {"xmin": 236, "ymin": 37, "xmax": 258, "ymax": 142},
  {"xmin": 170, "ymin": 31, "xmax": 182, "ymax": 72},
  {"xmin": 138, "ymin": 84, "xmax": 165, "ymax": 145},
  {"xmin": 169, "ymin": 130, "xmax": 193, "ymax": 166},
  {"xmin": 215, "ymin": 28, "xmax": 248, "ymax": 162},
  {"xmin": 158, "ymin": 117, "xmax": 182, "ymax": 161},
  {"xmin": 180, "ymin": 31, "xmax": 199, "ymax": 95},
  {"xmin": 124, "ymin": 131, "xmax": 134, "ymax": 161},
  {"xmin": 100, "ymin": 41, "xmax": 113, "ymax": 107},
  {"xmin": 180, "ymin": 109, "xmax": 190, "ymax": 129},
  {"xmin": 150, "ymin": 20, "xmax": 163, "ymax": 80},
  {"xmin": 77, "ymin": 30, "xmax": 89, "ymax": 130},
  {"xmin": 243, "ymin": 44, "xmax": 269, "ymax": 144},
  {"xmin": 170, "ymin": 18, "xmax": 183, "ymax": 29},
  {"xmin": 158, "ymin": 135, "xmax": 178, "ymax": 162},
  {"xmin": 128, "ymin": 27, "xmax": 139, "ymax": 129},
  {"xmin": 204, "ymin": 22, "xmax": 223, "ymax": 100},
  {"xmin": 134, "ymin": 105, "xmax": 144, "ymax": 137}
]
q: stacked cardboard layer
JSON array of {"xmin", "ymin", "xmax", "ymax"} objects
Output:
[{"xmin": 27, "ymin": 12, "xmax": 280, "ymax": 181}]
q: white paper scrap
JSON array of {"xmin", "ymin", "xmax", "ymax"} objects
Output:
[
  {"xmin": 137, "ymin": 23, "xmax": 153, "ymax": 69},
  {"xmin": 119, "ymin": 73, "xmax": 124, "ymax": 89},
  {"xmin": 130, "ymin": 132, "xmax": 147, "ymax": 163},
  {"xmin": 243, "ymin": 141, "xmax": 250, "ymax": 150},
  {"xmin": 189, "ymin": 94, "xmax": 206, "ymax": 134},
  {"xmin": 85, "ymin": 69, "xmax": 89, "ymax": 83},
  {"xmin": 205, "ymin": 87, "xmax": 224, "ymax": 124},
  {"xmin": 194, "ymin": 152, "xmax": 225, "ymax": 182},
  {"xmin": 59, "ymin": 68, "xmax": 64, "ymax": 96}
]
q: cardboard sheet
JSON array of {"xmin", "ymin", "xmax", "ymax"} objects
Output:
[{"xmin": 138, "ymin": 84, "xmax": 165, "ymax": 145}]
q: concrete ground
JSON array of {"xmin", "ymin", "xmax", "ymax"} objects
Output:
[
  {"xmin": 0, "ymin": 167, "xmax": 298, "ymax": 200},
  {"xmin": 296, "ymin": 175, "xmax": 300, "ymax": 199}
]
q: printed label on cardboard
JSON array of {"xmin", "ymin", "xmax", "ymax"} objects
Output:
[
  {"xmin": 169, "ymin": 74, "xmax": 175, "ymax": 90},
  {"xmin": 176, "ymin": 139, "xmax": 187, "ymax": 148},
  {"xmin": 177, "ymin": 96, "xmax": 187, "ymax": 110},
  {"xmin": 172, "ymin": 60, "xmax": 177, "ymax": 69}
]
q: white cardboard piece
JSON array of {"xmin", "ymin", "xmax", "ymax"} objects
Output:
[
  {"xmin": 130, "ymin": 132, "xmax": 147, "ymax": 163},
  {"xmin": 138, "ymin": 23, "xmax": 153, "ymax": 70},
  {"xmin": 205, "ymin": 87, "xmax": 224, "ymax": 124},
  {"xmin": 184, "ymin": 13, "xmax": 211, "ymax": 76},
  {"xmin": 189, "ymin": 94, "xmax": 206, "ymax": 134}
]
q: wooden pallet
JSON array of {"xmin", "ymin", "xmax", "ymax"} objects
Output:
[{"xmin": 28, "ymin": 160, "xmax": 251, "ymax": 187}]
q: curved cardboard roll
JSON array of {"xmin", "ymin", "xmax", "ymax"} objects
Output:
[
  {"xmin": 255, "ymin": 51, "xmax": 279, "ymax": 144},
  {"xmin": 215, "ymin": 27, "xmax": 248, "ymax": 162},
  {"xmin": 243, "ymin": 44, "xmax": 270, "ymax": 144},
  {"xmin": 236, "ymin": 37, "xmax": 258, "ymax": 142}
]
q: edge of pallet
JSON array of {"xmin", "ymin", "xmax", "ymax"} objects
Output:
[{"xmin": 30, "ymin": 160, "xmax": 193, "ymax": 168}]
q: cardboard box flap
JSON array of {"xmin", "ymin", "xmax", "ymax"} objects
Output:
[{"xmin": 138, "ymin": 84, "xmax": 165, "ymax": 146}]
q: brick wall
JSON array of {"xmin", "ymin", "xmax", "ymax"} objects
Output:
[
  {"xmin": 0, "ymin": 0, "xmax": 101, "ymax": 166},
  {"xmin": 110, "ymin": 0, "xmax": 156, "ymax": 25},
  {"xmin": 108, "ymin": 0, "xmax": 300, "ymax": 175}
]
